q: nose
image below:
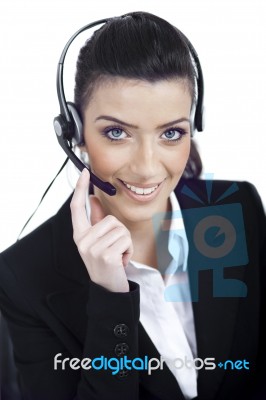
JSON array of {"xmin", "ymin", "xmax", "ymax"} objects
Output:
[{"xmin": 130, "ymin": 138, "xmax": 159, "ymax": 179}]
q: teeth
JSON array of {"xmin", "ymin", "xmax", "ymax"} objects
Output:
[{"xmin": 123, "ymin": 181, "xmax": 159, "ymax": 195}]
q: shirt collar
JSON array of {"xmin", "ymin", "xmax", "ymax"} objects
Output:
[{"xmin": 167, "ymin": 192, "xmax": 189, "ymax": 273}]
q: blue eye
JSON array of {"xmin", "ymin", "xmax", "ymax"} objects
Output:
[
  {"xmin": 161, "ymin": 128, "xmax": 186, "ymax": 141},
  {"xmin": 103, "ymin": 127, "xmax": 128, "ymax": 141},
  {"xmin": 101, "ymin": 125, "xmax": 187, "ymax": 143}
]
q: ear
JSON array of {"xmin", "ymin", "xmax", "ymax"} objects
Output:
[
  {"xmin": 78, "ymin": 144, "xmax": 87, "ymax": 152},
  {"xmin": 79, "ymin": 148, "xmax": 89, "ymax": 166}
]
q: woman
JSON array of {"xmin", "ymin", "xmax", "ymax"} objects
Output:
[{"xmin": 0, "ymin": 11, "xmax": 265, "ymax": 400}]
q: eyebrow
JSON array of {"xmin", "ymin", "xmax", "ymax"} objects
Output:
[{"xmin": 94, "ymin": 115, "xmax": 190, "ymax": 129}]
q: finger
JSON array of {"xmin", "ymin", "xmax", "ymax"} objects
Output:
[
  {"xmin": 90, "ymin": 195, "xmax": 106, "ymax": 225},
  {"xmin": 122, "ymin": 249, "xmax": 133, "ymax": 267},
  {"xmin": 87, "ymin": 215, "xmax": 124, "ymax": 240},
  {"xmin": 108, "ymin": 236, "xmax": 134, "ymax": 267},
  {"xmin": 70, "ymin": 168, "xmax": 91, "ymax": 236},
  {"xmin": 89, "ymin": 226, "xmax": 129, "ymax": 251}
]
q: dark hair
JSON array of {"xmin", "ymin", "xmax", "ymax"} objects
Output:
[{"xmin": 74, "ymin": 11, "xmax": 202, "ymax": 178}]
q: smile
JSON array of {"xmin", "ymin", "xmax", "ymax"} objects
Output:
[
  {"xmin": 117, "ymin": 178, "xmax": 165, "ymax": 203},
  {"xmin": 122, "ymin": 181, "xmax": 159, "ymax": 195}
]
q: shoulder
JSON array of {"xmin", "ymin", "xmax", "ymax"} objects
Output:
[
  {"xmin": 176, "ymin": 178, "xmax": 264, "ymax": 212},
  {"xmin": 176, "ymin": 178, "xmax": 266, "ymax": 251},
  {"xmin": 176, "ymin": 178, "xmax": 262, "ymax": 201},
  {"xmin": 0, "ymin": 195, "xmax": 74, "ymax": 307},
  {"xmin": 0, "ymin": 194, "xmax": 71, "ymax": 268}
]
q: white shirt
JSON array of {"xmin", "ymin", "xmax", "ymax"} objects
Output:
[{"xmin": 126, "ymin": 192, "xmax": 197, "ymax": 400}]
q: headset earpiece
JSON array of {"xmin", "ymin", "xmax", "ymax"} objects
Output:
[
  {"xmin": 66, "ymin": 102, "xmax": 84, "ymax": 145},
  {"xmin": 53, "ymin": 103, "xmax": 84, "ymax": 145},
  {"xmin": 53, "ymin": 114, "xmax": 73, "ymax": 140}
]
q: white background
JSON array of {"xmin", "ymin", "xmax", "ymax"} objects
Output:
[{"xmin": 0, "ymin": 0, "xmax": 265, "ymax": 251}]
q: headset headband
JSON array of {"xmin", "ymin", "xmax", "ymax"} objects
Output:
[
  {"xmin": 56, "ymin": 16, "xmax": 204, "ymax": 134},
  {"xmin": 56, "ymin": 18, "xmax": 109, "ymax": 123}
]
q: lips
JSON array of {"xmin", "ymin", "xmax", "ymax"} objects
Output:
[
  {"xmin": 117, "ymin": 178, "xmax": 165, "ymax": 199},
  {"xmin": 122, "ymin": 181, "xmax": 159, "ymax": 195},
  {"xmin": 115, "ymin": 177, "xmax": 166, "ymax": 203}
]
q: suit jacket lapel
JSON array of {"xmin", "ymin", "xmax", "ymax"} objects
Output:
[
  {"xmin": 51, "ymin": 194, "xmax": 90, "ymax": 286},
  {"xmin": 44, "ymin": 197, "xmax": 91, "ymax": 355}
]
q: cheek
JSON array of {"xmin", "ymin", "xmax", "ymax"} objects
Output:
[
  {"xmin": 85, "ymin": 139, "xmax": 124, "ymax": 178},
  {"xmin": 168, "ymin": 140, "xmax": 191, "ymax": 176},
  {"xmin": 85, "ymin": 135, "xmax": 191, "ymax": 178}
]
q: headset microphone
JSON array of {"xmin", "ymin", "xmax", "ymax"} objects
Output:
[
  {"xmin": 53, "ymin": 18, "xmax": 116, "ymax": 196},
  {"xmin": 18, "ymin": 15, "xmax": 205, "ymax": 239}
]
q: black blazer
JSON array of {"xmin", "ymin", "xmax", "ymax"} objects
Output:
[{"xmin": 0, "ymin": 179, "xmax": 265, "ymax": 400}]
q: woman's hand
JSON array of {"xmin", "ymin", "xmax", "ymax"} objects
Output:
[{"xmin": 70, "ymin": 169, "xmax": 133, "ymax": 292}]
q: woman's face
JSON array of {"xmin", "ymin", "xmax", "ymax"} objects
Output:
[{"xmin": 82, "ymin": 78, "xmax": 192, "ymax": 225}]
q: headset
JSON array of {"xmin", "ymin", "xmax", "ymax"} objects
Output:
[
  {"xmin": 18, "ymin": 15, "xmax": 205, "ymax": 240},
  {"xmin": 53, "ymin": 15, "xmax": 205, "ymax": 197}
]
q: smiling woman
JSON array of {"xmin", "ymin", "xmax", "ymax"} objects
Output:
[
  {"xmin": 0, "ymin": 11, "xmax": 265, "ymax": 400},
  {"xmin": 83, "ymin": 79, "xmax": 191, "ymax": 227}
]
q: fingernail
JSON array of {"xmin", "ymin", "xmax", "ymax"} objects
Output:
[{"xmin": 82, "ymin": 168, "xmax": 89, "ymax": 176}]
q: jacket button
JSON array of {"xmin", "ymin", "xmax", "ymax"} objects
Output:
[
  {"xmin": 114, "ymin": 324, "xmax": 129, "ymax": 338},
  {"xmin": 114, "ymin": 342, "xmax": 129, "ymax": 356},
  {"xmin": 117, "ymin": 369, "xmax": 130, "ymax": 378}
]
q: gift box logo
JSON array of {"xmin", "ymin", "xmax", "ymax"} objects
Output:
[{"xmin": 152, "ymin": 180, "xmax": 249, "ymax": 302}]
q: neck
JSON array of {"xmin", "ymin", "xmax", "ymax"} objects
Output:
[
  {"xmin": 128, "ymin": 220, "xmax": 159, "ymax": 268},
  {"xmin": 122, "ymin": 202, "xmax": 172, "ymax": 269}
]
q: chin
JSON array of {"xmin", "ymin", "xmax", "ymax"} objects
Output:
[{"xmin": 115, "ymin": 196, "xmax": 170, "ymax": 224}]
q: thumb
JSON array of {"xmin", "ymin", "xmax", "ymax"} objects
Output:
[{"xmin": 89, "ymin": 195, "xmax": 106, "ymax": 225}]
